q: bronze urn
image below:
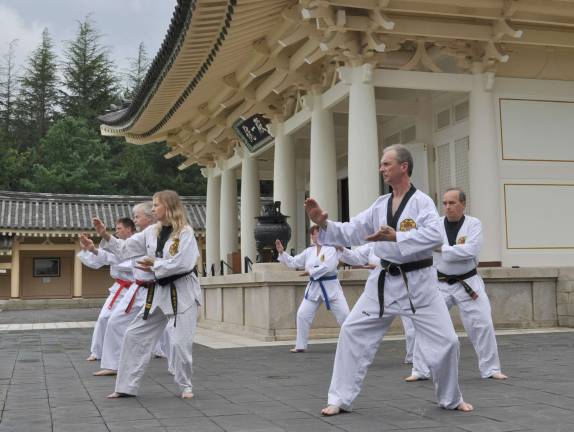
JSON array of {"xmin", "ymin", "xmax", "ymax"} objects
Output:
[{"xmin": 254, "ymin": 201, "xmax": 291, "ymax": 262}]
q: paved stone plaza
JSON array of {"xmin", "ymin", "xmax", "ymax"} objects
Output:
[{"xmin": 0, "ymin": 309, "xmax": 573, "ymax": 432}]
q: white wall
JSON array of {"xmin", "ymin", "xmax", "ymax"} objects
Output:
[{"xmin": 495, "ymin": 77, "xmax": 574, "ymax": 266}]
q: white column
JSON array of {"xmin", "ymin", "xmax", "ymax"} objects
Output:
[
  {"xmin": 10, "ymin": 239, "xmax": 19, "ymax": 298},
  {"xmin": 73, "ymin": 242, "xmax": 83, "ymax": 298},
  {"xmin": 307, "ymin": 93, "xmax": 338, "ymax": 221},
  {"xmin": 341, "ymin": 64, "xmax": 380, "ymax": 217},
  {"xmin": 272, "ymin": 122, "xmax": 297, "ymax": 251},
  {"xmin": 220, "ymin": 166, "xmax": 238, "ymax": 272},
  {"xmin": 240, "ymin": 152, "xmax": 260, "ymax": 271},
  {"xmin": 469, "ymin": 69, "xmax": 501, "ymax": 264},
  {"xmin": 205, "ymin": 173, "xmax": 221, "ymax": 274}
]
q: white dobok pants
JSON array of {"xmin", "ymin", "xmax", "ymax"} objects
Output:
[
  {"xmin": 327, "ymin": 292, "xmax": 462, "ymax": 410},
  {"xmin": 400, "ymin": 315, "xmax": 416, "ymax": 364},
  {"xmin": 295, "ymin": 291, "xmax": 350, "ymax": 350},
  {"xmin": 412, "ymin": 279, "xmax": 501, "ymax": 379},
  {"xmin": 115, "ymin": 304, "xmax": 197, "ymax": 395},
  {"xmin": 90, "ymin": 289, "xmax": 127, "ymax": 359}
]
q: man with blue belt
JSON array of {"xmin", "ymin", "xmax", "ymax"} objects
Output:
[{"xmin": 276, "ymin": 225, "xmax": 350, "ymax": 353}]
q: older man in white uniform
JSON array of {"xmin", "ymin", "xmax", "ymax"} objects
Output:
[
  {"xmin": 305, "ymin": 144, "xmax": 473, "ymax": 415},
  {"xmin": 407, "ymin": 188, "xmax": 507, "ymax": 382}
]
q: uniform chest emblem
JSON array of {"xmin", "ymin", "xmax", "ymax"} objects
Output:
[
  {"xmin": 169, "ymin": 238, "xmax": 180, "ymax": 256},
  {"xmin": 320, "ymin": 254, "xmax": 325, "ymax": 262},
  {"xmin": 457, "ymin": 236, "xmax": 466, "ymax": 245},
  {"xmin": 399, "ymin": 218, "xmax": 417, "ymax": 232}
]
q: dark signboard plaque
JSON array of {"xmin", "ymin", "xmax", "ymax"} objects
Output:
[{"xmin": 232, "ymin": 114, "xmax": 273, "ymax": 153}]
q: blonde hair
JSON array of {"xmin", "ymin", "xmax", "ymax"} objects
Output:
[{"xmin": 153, "ymin": 190, "xmax": 190, "ymax": 238}]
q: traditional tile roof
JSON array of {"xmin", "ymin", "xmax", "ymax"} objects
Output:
[{"xmin": 0, "ymin": 191, "xmax": 207, "ymax": 236}]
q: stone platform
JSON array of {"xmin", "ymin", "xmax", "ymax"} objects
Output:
[{"xmin": 199, "ymin": 264, "xmax": 573, "ymax": 341}]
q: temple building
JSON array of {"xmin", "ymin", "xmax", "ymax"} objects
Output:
[{"xmin": 99, "ymin": 0, "xmax": 574, "ymax": 273}]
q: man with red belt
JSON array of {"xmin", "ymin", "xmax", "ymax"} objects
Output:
[
  {"xmin": 86, "ymin": 202, "xmax": 171, "ymax": 376},
  {"xmin": 79, "ymin": 217, "xmax": 136, "ymax": 362}
]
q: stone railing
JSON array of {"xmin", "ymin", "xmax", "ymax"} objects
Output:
[{"xmin": 199, "ymin": 263, "xmax": 566, "ymax": 341}]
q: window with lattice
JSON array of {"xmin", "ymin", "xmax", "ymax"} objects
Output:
[
  {"xmin": 436, "ymin": 143, "xmax": 452, "ymax": 208},
  {"xmin": 435, "ymin": 136, "xmax": 471, "ymax": 215},
  {"xmin": 384, "ymin": 132, "xmax": 401, "ymax": 147},
  {"xmin": 454, "ymin": 100, "xmax": 469, "ymax": 123},
  {"xmin": 401, "ymin": 125, "xmax": 416, "ymax": 143},
  {"xmin": 454, "ymin": 136, "xmax": 471, "ymax": 213},
  {"xmin": 436, "ymin": 108, "xmax": 451, "ymax": 130}
]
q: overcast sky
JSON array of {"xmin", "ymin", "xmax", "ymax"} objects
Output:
[{"xmin": 0, "ymin": 0, "xmax": 177, "ymax": 79}]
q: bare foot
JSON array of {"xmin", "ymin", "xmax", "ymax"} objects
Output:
[
  {"xmin": 290, "ymin": 348, "xmax": 305, "ymax": 353},
  {"xmin": 106, "ymin": 392, "xmax": 135, "ymax": 399},
  {"xmin": 456, "ymin": 401, "xmax": 474, "ymax": 412},
  {"xmin": 490, "ymin": 372, "xmax": 508, "ymax": 380},
  {"xmin": 181, "ymin": 392, "xmax": 194, "ymax": 399},
  {"xmin": 93, "ymin": 369, "xmax": 117, "ymax": 376},
  {"xmin": 321, "ymin": 405, "xmax": 341, "ymax": 416},
  {"xmin": 86, "ymin": 355, "xmax": 97, "ymax": 361},
  {"xmin": 404, "ymin": 375, "xmax": 428, "ymax": 382}
]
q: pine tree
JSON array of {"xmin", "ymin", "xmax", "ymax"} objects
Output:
[
  {"xmin": 123, "ymin": 42, "xmax": 150, "ymax": 101},
  {"xmin": 16, "ymin": 28, "xmax": 59, "ymax": 146},
  {"xmin": 31, "ymin": 117, "xmax": 113, "ymax": 194},
  {"xmin": 61, "ymin": 16, "xmax": 118, "ymax": 125},
  {"xmin": 0, "ymin": 39, "xmax": 19, "ymax": 137}
]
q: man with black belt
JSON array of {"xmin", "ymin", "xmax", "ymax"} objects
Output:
[
  {"xmin": 305, "ymin": 144, "xmax": 473, "ymax": 416},
  {"xmin": 406, "ymin": 188, "xmax": 507, "ymax": 382}
]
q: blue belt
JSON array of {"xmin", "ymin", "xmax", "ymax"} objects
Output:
[{"xmin": 306, "ymin": 275, "xmax": 338, "ymax": 310}]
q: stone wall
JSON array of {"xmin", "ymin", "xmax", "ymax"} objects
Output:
[
  {"xmin": 557, "ymin": 268, "xmax": 574, "ymax": 327},
  {"xmin": 199, "ymin": 264, "xmax": 564, "ymax": 341}
]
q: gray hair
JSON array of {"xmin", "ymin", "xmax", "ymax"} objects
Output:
[
  {"xmin": 445, "ymin": 187, "xmax": 466, "ymax": 204},
  {"xmin": 132, "ymin": 201, "xmax": 155, "ymax": 220},
  {"xmin": 383, "ymin": 144, "xmax": 413, "ymax": 176}
]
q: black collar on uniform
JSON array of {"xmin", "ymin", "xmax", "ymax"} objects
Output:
[
  {"xmin": 156, "ymin": 225, "xmax": 173, "ymax": 258},
  {"xmin": 386, "ymin": 184, "xmax": 417, "ymax": 230},
  {"xmin": 444, "ymin": 216, "xmax": 465, "ymax": 246}
]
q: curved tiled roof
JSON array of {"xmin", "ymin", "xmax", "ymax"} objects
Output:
[
  {"xmin": 0, "ymin": 191, "xmax": 207, "ymax": 235},
  {"xmin": 99, "ymin": 0, "xmax": 195, "ymax": 128},
  {"xmin": 99, "ymin": 0, "xmax": 237, "ymax": 137}
]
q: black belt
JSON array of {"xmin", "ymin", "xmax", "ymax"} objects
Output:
[
  {"xmin": 377, "ymin": 257, "xmax": 433, "ymax": 317},
  {"xmin": 437, "ymin": 268, "xmax": 478, "ymax": 300},
  {"xmin": 142, "ymin": 269, "xmax": 194, "ymax": 327}
]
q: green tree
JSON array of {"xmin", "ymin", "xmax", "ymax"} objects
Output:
[
  {"xmin": 61, "ymin": 16, "xmax": 118, "ymax": 124},
  {"xmin": 111, "ymin": 141, "xmax": 207, "ymax": 196},
  {"xmin": 16, "ymin": 28, "xmax": 59, "ymax": 145},
  {"xmin": 0, "ymin": 40, "xmax": 19, "ymax": 137},
  {"xmin": 31, "ymin": 117, "xmax": 113, "ymax": 193},
  {"xmin": 123, "ymin": 42, "xmax": 150, "ymax": 101},
  {"xmin": 0, "ymin": 128, "xmax": 32, "ymax": 190}
]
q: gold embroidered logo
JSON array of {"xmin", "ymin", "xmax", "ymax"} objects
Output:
[
  {"xmin": 320, "ymin": 254, "xmax": 325, "ymax": 262},
  {"xmin": 169, "ymin": 238, "xmax": 180, "ymax": 256},
  {"xmin": 457, "ymin": 236, "xmax": 466, "ymax": 245},
  {"xmin": 399, "ymin": 218, "xmax": 417, "ymax": 232}
]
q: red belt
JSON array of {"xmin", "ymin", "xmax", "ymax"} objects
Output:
[
  {"xmin": 107, "ymin": 279, "xmax": 133, "ymax": 310},
  {"xmin": 125, "ymin": 279, "xmax": 155, "ymax": 314}
]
